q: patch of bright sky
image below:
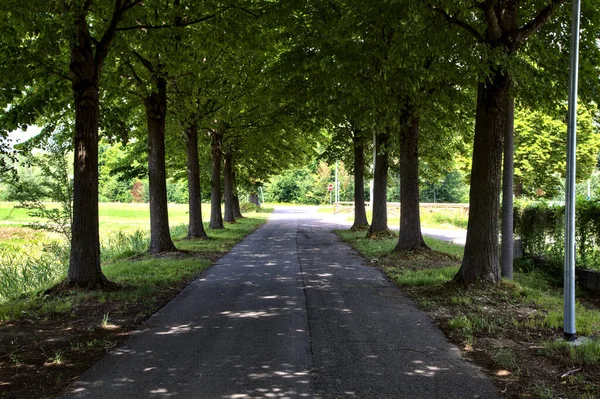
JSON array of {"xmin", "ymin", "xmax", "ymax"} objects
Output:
[{"xmin": 7, "ymin": 125, "xmax": 42, "ymax": 146}]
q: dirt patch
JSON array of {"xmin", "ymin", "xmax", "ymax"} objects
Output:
[
  {"xmin": 376, "ymin": 248, "xmax": 459, "ymax": 271},
  {"xmin": 0, "ymin": 252, "xmax": 222, "ymax": 399},
  {"xmin": 399, "ymin": 277, "xmax": 600, "ymax": 398},
  {"xmin": 0, "ymin": 228, "xmax": 45, "ymax": 242}
]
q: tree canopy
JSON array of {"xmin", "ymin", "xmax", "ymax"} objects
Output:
[{"xmin": 1, "ymin": 0, "xmax": 600, "ymax": 287}]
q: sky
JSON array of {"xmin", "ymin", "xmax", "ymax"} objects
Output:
[{"xmin": 7, "ymin": 126, "xmax": 42, "ymax": 146}]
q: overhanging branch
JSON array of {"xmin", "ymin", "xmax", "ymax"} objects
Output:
[
  {"xmin": 116, "ymin": 13, "xmax": 216, "ymax": 31},
  {"xmin": 516, "ymin": 0, "xmax": 567, "ymax": 43},
  {"xmin": 431, "ymin": 6, "xmax": 484, "ymax": 43}
]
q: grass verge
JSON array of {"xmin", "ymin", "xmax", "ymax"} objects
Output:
[
  {"xmin": 335, "ymin": 229, "xmax": 600, "ymax": 399},
  {"xmin": 0, "ymin": 207, "xmax": 272, "ymax": 399}
]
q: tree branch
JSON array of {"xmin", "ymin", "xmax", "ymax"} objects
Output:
[
  {"xmin": 329, "ymin": 1, "xmax": 342, "ymax": 17},
  {"xmin": 483, "ymin": 0, "xmax": 502, "ymax": 40},
  {"xmin": 115, "ymin": 13, "xmax": 216, "ymax": 31},
  {"xmin": 95, "ymin": 0, "xmax": 142, "ymax": 67},
  {"xmin": 32, "ymin": 58, "xmax": 72, "ymax": 81},
  {"xmin": 126, "ymin": 90, "xmax": 144, "ymax": 100},
  {"xmin": 431, "ymin": 6, "xmax": 484, "ymax": 43},
  {"xmin": 236, "ymin": 5, "xmax": 261, "ymax": 18},
  {"xmin": 125, "ymin": 58, "xmax": 144, "ymax": 85},
  {"xmin": 131, "ymin": 50, "xmax": 154, "ymax": 73},
  {"xmin": 83, "ymin": 0, "xmax": 93, "ymax": 13},
  {"xmin": 516, "ymin": 0, "xmax": 567, "ymax": 43}
]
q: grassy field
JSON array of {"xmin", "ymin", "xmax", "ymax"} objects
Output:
[
  {"xmin": 335, "ymin": 230, "xmax": 600, "ymax": 399},
  {"xmin": 317, "ymin": 204, "xmax": 469, "ymax": 230},
  {"xmin": 0, "ymin": 201, "xmax": 194, "ymax": 230},
  {"xmin": 0, "ymin": 201, "xmax": 272, "ymax": 312}
]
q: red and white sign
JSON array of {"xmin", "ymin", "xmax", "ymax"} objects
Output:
[{"xmin": 327, "ymin": 184, "xmax": 334, "ymax": 191}]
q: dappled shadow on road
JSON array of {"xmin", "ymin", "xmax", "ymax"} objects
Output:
[
  {"xmin": 62, "ymin": 208, "xmax": 497, "ymax": 399},
  {"xmin": 62, "ymin": 215, "xmax": 316, "ymax": 399},
  {"xmin": 295, "ymin": 219, "xmax": 499, "ymax": 398}
]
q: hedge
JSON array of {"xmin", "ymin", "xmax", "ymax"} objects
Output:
[{"xmin": 515, "ymin": 199, "xmax": 600, "ymax": 272}]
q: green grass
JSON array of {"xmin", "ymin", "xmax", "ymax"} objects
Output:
[
  {"xmin": 0, "ymin": 201, "xmax": 196, "ymax": 231},
  {"xmin": 0, "ymin": 203, "xmax": 272, "ymax": 321},
  {"xmin": 420, "ymin": 210, "xmax": 469, "ymax": 229},
  {"xmin": 334, "ymin": 207, "xmax": 468, "ymax": 230},
  {"xmin": 390, "ymin": 266, "xmax": 459, "ymax": 287},
  {"xmin": 336, "ymin": 229, "xmax": 464, "ymax": 261}
]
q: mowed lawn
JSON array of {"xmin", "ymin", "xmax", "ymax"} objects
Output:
[{"xmin": 0, "ymin": 201, "xmax": 197, "ymax": 231}]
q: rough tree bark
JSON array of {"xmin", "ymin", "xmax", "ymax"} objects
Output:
[
  {"xmin": 232, "ymin": 170, "xmax": 243, "ymax": 219},
  {"xmin": 367, "ymin": 131, "xmax": 390, "ymax": 237},
  {"xmin": 395, "ymin": 109, "xmax": 429, "ymax": 251},
  {"xmin": 351, "ymin": 132, "xmax": 369, "ymax": 230},
  {"xmin": 209, "ymin": 128, "xmax": 224, "ymax": 229},
  {"xmin": 184, "ymin": 121, "xmax": 208, "ymax": 240},
  {"xmin": 456, "ymin": 72, "xmax": 511, "ymax": 284},
  {"xmin": 68, "ymin": 1, "xmax": 138, "ymax": 287},
  {"xmin": 223, "ymin": 150, "xmax": 235, "ymax": 223},
  {"xmin": 68, "ymin": 22, "xmax": 104, "ymax": 287},
  {"xmin": 145, "ymin": 77, "xmax": 177, "ymax": 253},
  {"xmin": 435, "ymin": 0, "xmax": 565, "ymax": 284}
]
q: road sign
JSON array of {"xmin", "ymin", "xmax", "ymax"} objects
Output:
[{"xmin": 327, "ymin": 183, "xmax": 334, "ymax": 191}]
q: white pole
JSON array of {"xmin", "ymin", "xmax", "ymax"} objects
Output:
[
  {"xmin": 335, "ymin": 161, "xmax": 339, "ymax": 203},
  {"xmin": 371, "ymin": 132, "xmax": 376, "ymax": 208},
  {"xmin": 587, "ymin": 179, "xmax": 591, "ymax": 200},
  {"xmin": 564, "ymin": 0, "xmax": 581, "ymax": 341}
]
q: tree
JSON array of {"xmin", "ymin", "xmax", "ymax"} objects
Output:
[
  {"xmin": 514, "ymin": 105, "xmax": 600, "ymax": 198},
  {"xmin": 209, "ymin": 125, "xmax": 225, "ymax": 229},
  {"xmin": 0, "ymin": 0, "xmax": 145, "ymax": 288},
  {"xmin": 434, "ymin": 0, "xmax": 568, "ymax": 284},
  {"xmin": 351, "ymin": 129, "xmax": 369, "ymax": 230},
  {"xmin": 395, "ymin": 108, "xmax": 429, "ymax": 250},
  {"xmin": 368, "ymin": 131, "xmax": 390, "ymax": 236},
  {"xmin": 183, "ymin": 121, "xmax": 208, "ymax": 239}
]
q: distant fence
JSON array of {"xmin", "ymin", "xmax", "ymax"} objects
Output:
[{"xmin": 333, "ymin": 202, "xmax": 469, "ymax": 215}]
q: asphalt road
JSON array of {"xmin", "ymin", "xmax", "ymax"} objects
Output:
[{"xmin": 59, "ymin": 207, "xmax": 499, "ymax": 399}]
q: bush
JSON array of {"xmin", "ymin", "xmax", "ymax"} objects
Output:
[
  {"xmin": 240, "ymin": 202, "xmax": 260, "ymax": 213},
  {"xmin": 515, "ymin": 198, "xmax": 600, "ymax": 274}
]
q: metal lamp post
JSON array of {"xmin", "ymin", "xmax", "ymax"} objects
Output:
[{"xmin": 564, "ymin": 0, "xmax": 581, "ymax": 341}]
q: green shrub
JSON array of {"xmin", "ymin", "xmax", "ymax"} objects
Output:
[
  {"xmin": 515, "ymin": 199, "xmax": 600, "ymax": 273},
  {"xmin": 240, "ymin": 202, "xmax": 260, "ymax": 213}
]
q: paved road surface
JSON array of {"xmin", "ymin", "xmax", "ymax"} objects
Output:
[{"xmin": 59, "ymin": 207, "xmax": 498, "ymax": 399}]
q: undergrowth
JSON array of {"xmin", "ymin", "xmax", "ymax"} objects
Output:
[{"xmin": 0, "ymin": 210, "xmax": 272, "ymax": 321}]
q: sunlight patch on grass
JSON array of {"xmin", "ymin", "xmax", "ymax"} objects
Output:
[{"xmin": 387, "ymin": 266, "xmax": 459, "ymax": 287}]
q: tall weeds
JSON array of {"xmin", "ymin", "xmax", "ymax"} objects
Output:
[{"xmin": 0, "ymin": 242, "xmax": 67, "ymax": 301}]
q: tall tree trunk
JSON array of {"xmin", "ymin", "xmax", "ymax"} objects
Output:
[
  {"xmin": 209, "ymin": 130, "xmax": 224, "ymax": 229},
  {"xmin": 456, "ymin": 71, "xmax": 511, "ymax": 284},
  {"xmin": 232, "ymin": 171, "xmax": 243, "ymax": 219},
  {"xmin": 145, "ymin": 77, "xmax": 177, "ymax": 253},
  {"xmin": 68, "ymin": 25, "xmax": 104, "ymax": 287},
  {"xmin": 184, "ymin": 121, "xmax": 208, "ymax": 240},
  {"xmin": 351, "ymin": 133, "xmax": 369, "ymax": 230},
  {"xmin": 67, "ymin": 2, "xmax": 137, "ymax": 287},
  {"xmin": 367, "ymin": 131, "xmax": 389, "ymax": 237},
  {"xmin": 501, "ymin": 94, "xmax": 515, "ymax": 279},
  {"xmin": 395, "ymin": 110, "xmax": 429, "ymax": 251},
  {"xmin": 223, "ymin": 151, "xmax": 235, "ymax": 223}
]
